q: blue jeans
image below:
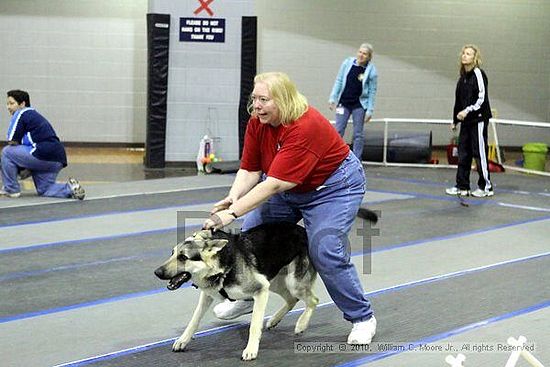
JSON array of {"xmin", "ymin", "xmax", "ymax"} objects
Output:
[
  {"xmin": 334, "ymin": 105, "xmax": 366, "ymax": 160},
  {"xmin": 242, "ymin": 152, "xmax": 373, "ymax": 323},
  {"xmin": 1, "ymin": 145, "xmax": 71, "ymax": 198}
]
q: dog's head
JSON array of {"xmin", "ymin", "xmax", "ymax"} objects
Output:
[{"xmin": 154, "ymin": 229, "xmax": 229, "ymax": 290}]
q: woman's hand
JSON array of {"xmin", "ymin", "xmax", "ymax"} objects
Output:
[
  {"xmin": 457, "ymin": 109, "xmax": 468, "ymax": 121},
  {"xmin": 210, "ymin": 196, "xmax": 234, "ymax": 214},
  {"xmin": 203, "ymin": 209, "xmax": 236, "ymax": 230}
]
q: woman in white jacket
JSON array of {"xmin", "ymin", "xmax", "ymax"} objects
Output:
[{"xmin": 329, "ymin": 43, "xmax": 378, "ymax": 160}]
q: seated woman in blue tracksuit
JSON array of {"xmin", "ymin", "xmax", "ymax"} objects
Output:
[{"xmin": 1, "ymin": 89, "xmax": 85, "ymax": 199}]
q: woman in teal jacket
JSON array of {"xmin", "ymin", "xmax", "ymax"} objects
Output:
[{"xmin": 329, "ymin": 43, "xmax": 378, "ymax": 160}]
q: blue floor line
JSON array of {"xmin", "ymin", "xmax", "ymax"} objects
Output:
[
  {"xmin": 2, "ymin": 171, "xmax": 546, "ymax": 231},
  {"xmin": 0, "ymin": 194, "xmax": 396, "ymax": 255},
  {"xmin": 0, "ymin": 177, "xmax": 466, "ymax": 232},
  {"xmin": 2, "ymin": 215, "xmax": 548, "ymax": 324},
  {"xmin": 0, "ymin": 226, "xmax": 178, "ymax": 255},
  {"xmin": 370, "ymin": 175, "xmax": 550, "ymax": 197},
  {"xmin": 51, "ymin": 251, "xmax": 550, "ymax": 367},
  {"xmin": 336, "ymin": 300, "xmax": 550, "ymax": 367},
  {"xmin": 0, "ymin": 250, "xmax": 165, "ymax": 283},
  {"xmin": 352, "ymin": 214, "xmax": 550, "ymax": 257},
  {"xmin": 0, "ymin": 287, "xmax": 167, "ymax": 324},
  {"xmin": 0, "ymin": 197, "xmax": 218, "ymax": 230},
  {"xmin": 3, "ymin": 185, "xmax": 548, "ymax": 255}
]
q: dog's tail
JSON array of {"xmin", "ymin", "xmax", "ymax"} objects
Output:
[{"xmin": 357, "ymin": 207, "xmax": 378, "ymax": 224}]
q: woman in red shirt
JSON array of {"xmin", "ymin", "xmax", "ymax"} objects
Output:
[{"xmin": 204, "ymin": 72, "xmax": 376, "ymax": 345}]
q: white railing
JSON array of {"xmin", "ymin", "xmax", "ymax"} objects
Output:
[
  {"xmin": 490, "ymin": 118, "xmax": 550, "ymax": 177},
  {"xmin": 358, "ymin": 117, "xmax": 550, "ymax": 177}
]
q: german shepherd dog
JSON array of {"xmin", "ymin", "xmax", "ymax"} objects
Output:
[
  {"xmin": 154, "ymin": 208, "xmax": 377, "ymax": 361},
  {"xmin": 154, "ymin": 221, "xmax": 319, "ymax": 361}
]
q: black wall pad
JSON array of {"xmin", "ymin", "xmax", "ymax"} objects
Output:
[
  {"xmin": 363, "ymin": 131, "xmax": 433, "ymax": 163},
  {"xmin": 238, "ymin": 16, "xmax": 258, "ymax": 158},
  {"xmin": 208, "ymin": 160, "xmax": 241, "ymax": 174},
  {"xmin": 145, "ymin": 14, "xmax": 170, "ymax": 168}
]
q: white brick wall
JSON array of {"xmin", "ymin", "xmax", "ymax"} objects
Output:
[
  {"xmin": 0, "ymin": 0, "xmax": 147, "ymax": 143},
  {"xmin": 255, "ymin": 0, "xmax": 550, "ymax": 146}
]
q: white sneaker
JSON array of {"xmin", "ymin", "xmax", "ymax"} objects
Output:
[
  {"xmin": 471, "ymin": 188, "xmax": 494, "ymax": 198},
  {"xmin": 0, "ymin": 187, "xmax": 21, "ymax": 198},
  {"xmin": 68, "ymin": 178, "xmax": 85, "ymax": 200},
  {"xmin": 347, "ymin": 316, "xmax": 377, "ymax": 345},
  {"xmin": 445, "ymin": 187, "xmax": 470, "ymax": 196},
  {"xmin": 213, "ymin": 299, "xmax": 254, "ymax": 320}
]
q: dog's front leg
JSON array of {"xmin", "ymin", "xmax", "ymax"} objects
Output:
[
  {"xmin": 241, "ymin": 287, "xmax": 269, "ymax": 361},
  {"xmin": 172, "ymin": 291, "xmax": 213, "ymax": 352}
]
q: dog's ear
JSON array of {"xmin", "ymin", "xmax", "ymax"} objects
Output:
[
  {"xmin": 205, "ymin": 239, "xmax": 229, "ymax": 255},
  {"xmin": 201, "ymin": 239, "xmax": 229, "ymax": 271}
]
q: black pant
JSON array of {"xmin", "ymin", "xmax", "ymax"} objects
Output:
[{"xmin": 456, "ymin": 120, "xmax": 492, "ymax": 191}]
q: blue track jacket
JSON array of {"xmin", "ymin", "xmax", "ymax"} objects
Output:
[
  {"xmin": 6, "ymin": 108, "xmax": 67, "ymax": 166},
  {"xmin": 329, "ymin": 57, "xmax": 378, "ymax": 116}
]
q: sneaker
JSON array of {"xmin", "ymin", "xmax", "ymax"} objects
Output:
[
  {"xmin": 68, "ymin": 178, "xmax": 85, "ymax": 200},
  {"xmin": 0, "ymin": 187, "xmax": 21, "ymax": 198},
  {"xmin": 471, "ymin": 188, "xmax": 494, "ymax": 198},
  {"xmin": 17, "ymin": 169, "xmax": 32, "ymax": 180},
  {"xmin": 213, "ymin": 299, "xmax": 254, "ymax": 320},
  {"xmin": 347, "ymin": 316, "xmax": 377, "ymax": 345},
  {"xmin": 445, "ymin": 187, "xmax": 470, "ymax": 196}
]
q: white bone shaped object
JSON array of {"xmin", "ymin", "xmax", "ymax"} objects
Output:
[
  {"xmin": 445, "ymin": 353, "xmax": 466, "ymax": 367},
  {"xmin": 505, "ymin": 336, "xmax": 544, "ymax": 367}
]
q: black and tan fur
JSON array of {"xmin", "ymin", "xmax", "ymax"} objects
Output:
[{"xmin": 154, "ymin": 222, "xmax": 319, "ymax": 361}]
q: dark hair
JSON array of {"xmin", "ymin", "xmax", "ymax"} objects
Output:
[{"xmin": 7, "ymin": 90, "xmax": 31, "ymax": 107}]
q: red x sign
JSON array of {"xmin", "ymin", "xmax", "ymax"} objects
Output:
[{"xmin": 194, "ymin": 0, "xmax": 214, "ymax": 16}]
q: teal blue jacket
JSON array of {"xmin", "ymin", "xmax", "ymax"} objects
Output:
[{"xmin": 329, "ymin": 57, "xmax": 378, "ymax": 116}]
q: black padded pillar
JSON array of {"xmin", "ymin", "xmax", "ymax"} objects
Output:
[
  {"xmin": 145, "ymin": 13, "xmax": 170, "ymax": 168},
  {"xmin": 238, "ymin": 16, "xmax": 257, "ymax": 158}
]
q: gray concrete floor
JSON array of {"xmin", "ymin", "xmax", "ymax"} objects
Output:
[{"xmin": 0, "ymin": 152, "xmax": 549, "ymax": 367}]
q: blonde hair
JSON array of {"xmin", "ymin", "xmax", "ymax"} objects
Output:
[
  {"xmin": 359, "ymin": 43, "xmax": 374, "ymax": 60},
  {"xmin": 459, "ymin": 44, "xmax": 483, "ymax": 76},
  {"xmin": 248, "ymin": 72, "xmax": 308, "ymax": 126}
]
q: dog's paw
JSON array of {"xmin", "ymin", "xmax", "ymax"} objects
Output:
[
  {"xmin": 241, "ymin": 346, "xmax": 259, "ymax": 361},
  {"xmin": 172, "ymin": 337, "xmax": 189, "ymax": 352},
  {"xmin": 294, "ymin": 317, "xmax": 309, "ymax": 334},
  {"xmin": 294, "ymin": 309, "xmax": 313, "ymax": 335},
  {"xmin": 266, "ymin": 317, "xmax": 281, "ymax": 330}
]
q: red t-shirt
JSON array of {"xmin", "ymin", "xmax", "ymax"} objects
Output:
[{"xmin": 240, "ymin": 106, "xmax": 350, "ymax": 192}]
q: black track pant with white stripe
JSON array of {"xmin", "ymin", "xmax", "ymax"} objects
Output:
[{"xmin": 456, "ymin": 119, "xmax": 492, "ymax": 191}]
